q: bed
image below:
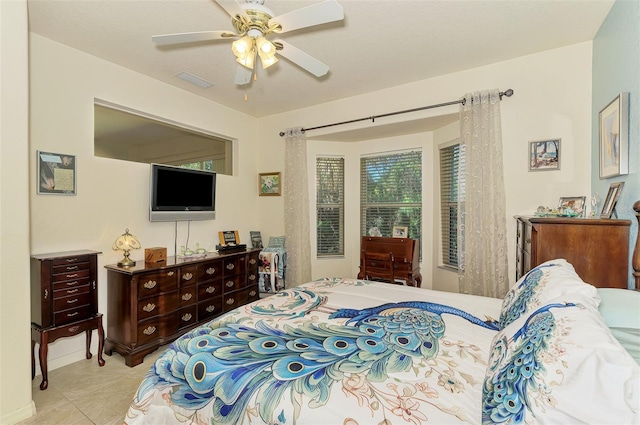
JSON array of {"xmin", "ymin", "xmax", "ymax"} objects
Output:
[{"xmin": 124, "ymin": 258, "xmax": 639, "ymax": 425}]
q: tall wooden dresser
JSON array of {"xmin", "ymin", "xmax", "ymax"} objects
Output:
[
  {"xmin": 30, "ymin": 250, "xmax": 104, "ymax": 390},
  {"xmin": 104, "ymin": 249, "xmax": 260, "ymax": 366},
  {"xmin": 515, "ymin": 216, "xmax": 631, "ymax": 288}
]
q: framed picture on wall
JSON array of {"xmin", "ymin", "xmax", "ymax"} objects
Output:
[
  {"xmin": 528, "ymin": 139, "xmax": 560, "ymax": 171},
  {"xmin": 37, "ymin": 151, "xmax": 76, "ymax": 195},
  {"xmin": 599, "ymin": 92, "xmax": 629, "ymax": 179},
  {"xmin": 259, "ymin": 172, "xmax": 281, "ymax": 196}
]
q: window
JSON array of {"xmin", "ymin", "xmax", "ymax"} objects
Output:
[
  {"xmin": 439, "ymin": 143, "xmax": 461, "ymax": 267},
  {"xmin": 316, "ymin": 156, "xmax": 345, "ymax": 256},
  {"xmin": 94, "ymin": 101, "xmax": 232, "ymax": 175},
  {"xmin": 360, "ymin": 150, "xmax": 422, "ymax": 241}
]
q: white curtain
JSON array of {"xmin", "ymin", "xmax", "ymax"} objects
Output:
[
  {"xmin": 457, "ymin": 90, "xmax": 509, "ymax": 298},
  {"xmin": 283, "ymin": 127, "xmax": 312, "ymax": 286}
]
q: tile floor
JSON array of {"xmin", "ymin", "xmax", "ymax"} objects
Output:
[{"xmin": 19, "ymin": 349, "xmax": 162, "ymax": 425}]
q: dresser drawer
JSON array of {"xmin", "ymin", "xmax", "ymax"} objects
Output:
[
  {"xmin": 54, "ymin": 304, "xmax": 93, "ymax": 326},
  {"xmin": 53, "ymin": 276, "xmax": 91, "ymax": 292},
  {"xmin": 179, "ymin": 265, "xmax": 198, "ymax": 286},
  {"xmin": 223, "ymin": 276, "xmax": 240, "ymax": 293},
  {"xmin": 54, "ymin": 283, "xmax": 90, "ymax": 299},
  {"xmin": 247, "ymin": 252, "xmax": 259, "ymax": 272},
  {"xmin": 198, "ymin": 259, "xmax": 224, "ymax": 281},
  {"xmin": 179, "ymin": 285, "xmax": 197, "ymax": 306},
  {"xmin": 137, "ymin": 293, "xmax": 177, "ymax": 321},
  {"xmin": 52, "ymin": 255, "xmax": 90, "ymax": 268},
  {"xmin": 53, "ymin": 291, "xmax": 91, "ymax": 311},
  {"xmin": 136, "ymin": 315, "xmax": 178, "ymax": 346},
  {"xmin": 198, "ymin": 280, "xmax": 223, "ymax": 300},
  {"xmin": 178, "ymin": 305, "xmax": 197, "ymax": 329},
  {"xmin": 198, "ymin": 296, "xmax": 223, "ymax": 321},
  {"xmin": 246, "ymin": 270, "xmax": 258, "ymax": 287},
  {"xmin": 137, "ymin": 270, "xmax": 178, "ymax": 297},
  {"xmin": 52, "ymin": 267, "xmax": 90, "ymax": 282},
  {"xmin": 245, "ymin": 285, "xmax": 259, "ymax": 303},
  {"xmin": 223, "ymin": 256, "xmax": 246, "ymax": 278},
  {"xmin": 223, "ymin": 290, "xmax": 246, "ymax": 312}
]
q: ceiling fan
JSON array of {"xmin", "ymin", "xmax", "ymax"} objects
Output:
[{"xmin": 152, "ymin": 0, "xmax": 344, "ymax": 86}]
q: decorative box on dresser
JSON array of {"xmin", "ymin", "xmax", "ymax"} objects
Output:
[
  {"xmin": 30, "ymin": 250, "xmax": 104, "ymax": 390},
  {"xmin": 515, "ymin": 216, "xmax": 631, "ymax": 288},
  {"xmin": 104, "ymin": 248, "xmax": 260, "ymax": 366}
]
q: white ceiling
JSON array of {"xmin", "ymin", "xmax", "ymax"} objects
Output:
[{"xmin": 27, "ymin": 0, "xmax": 614, "ymax": 118}]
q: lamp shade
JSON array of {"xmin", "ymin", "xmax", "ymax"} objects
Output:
[{"xmin": 113, "ymin": 228, "xmax": 141, "ymax": 267}]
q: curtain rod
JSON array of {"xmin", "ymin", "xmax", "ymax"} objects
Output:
[{"xmin": 279, "ymin": 89, "xmax": 514, "ymax": 137}]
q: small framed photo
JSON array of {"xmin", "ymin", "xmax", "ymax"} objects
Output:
[
  {"xmin": 599, "ymin": 93, "xmax": 629, "ymax": 179},
  {"xmin": 37, "ymin": 151, "xmax": 76, "ymax": 195},
  {"xmin": 528, "ymin": 139, "xmax": 560, "ymax": 171},
  {"xmin": 259, "ymin": 172, "xmax": 281, "ymax": 196},
  {"xmin": 392, "ymin": 226, "xmax": 408, "ymax": 238},
  {"xmin": 218, "ymin": 230, "xmax": 240, "ymax": 246},
  {"xmin": 600, "ymin": 182, "xmax": 624, "ymax": 219},
  {"xmin": 250, "ymin": 231, "xmax": 263, "ymax": 249},
  {"xmin": 558, "ymin": 196, "xmax": 586, "ymax": 217}
]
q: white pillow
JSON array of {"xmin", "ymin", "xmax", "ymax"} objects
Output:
[
  {"xmin": 499, "ymin": 259, "xmax": 599, "ymax": 328},
  {"xmin": 484, "ymin": 297, "xmax": 640, "ymax": 424}
]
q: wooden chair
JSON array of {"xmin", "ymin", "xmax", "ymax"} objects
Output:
[{"xmin": 361, "ymin": 250, "xmax": 396, "ymax": 284}]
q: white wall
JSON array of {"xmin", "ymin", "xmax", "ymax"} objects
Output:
[
  {"xmin": 257, "ymin": 42, "xmax": 593, "ymax": 291},
  {"xmin": 29, "ymin": 34, "xmax": 260, "ymax": 373},
  {"xmin": 1, "ymin": 1, "xmax": 34, "ymax": 423}
]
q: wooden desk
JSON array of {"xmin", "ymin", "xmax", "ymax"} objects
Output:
[{"xmin": 358, "ymin": 236, "xmax": 421, "ymax": 287}]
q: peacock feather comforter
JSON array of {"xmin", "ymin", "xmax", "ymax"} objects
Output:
[{"xmin": 125, "ymin": 261, "xmax": 640, "ymax": 425}]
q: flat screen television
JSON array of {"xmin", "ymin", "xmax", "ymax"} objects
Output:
[{"xmin": 149, "ymin": 163, "xmax": 216, "ymax": 222}]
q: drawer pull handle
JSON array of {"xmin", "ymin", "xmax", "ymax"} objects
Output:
[
  {"xmin": 182, "ymin": 272, "xmax": 193, "ymax": 281},
  {"xmin": 226, "ymin": 281, "xmax": 234, "ymax": 288},
  {"xmin": 66, "ymin": 258, "xmax": 78, "ymax": 263},
  {"xmin": 249, "ymin": 259, "xmax": 257, "ymax": 265},
  {"xmin": 249, "ymin": 290, "xmax": 257, "ymax": 297},
  {"xmin": 67, "ymin": 311, "xmax": 79, "ymax": 317},
  {"xmin": 44, "ymin": 289, "xmax": 48, "ymax": 299},
  {"xmin": 226, "ymin": 298, "xmax": 235, "ymax": 305},
  {"xmin": 66, "ymin": 265, "xmax": 79, "ymax": 271},
  {"xmin": 226, "ymin": 263, "xmax": 235, "ymax": 270},
  {"xmin": 182, "ymin": 313, "xmax": 192, "ymax": 321},
  {"xmin": 143, "ymin": 303, "xmax": 156, "ymax": 312},
  {"xmin": 206, "ymin": 305, "xmax": 216, "ymax": 313},
  {"xmin": 182, "ymin": 293, "xmax": 193, "ymax": 301},
  {"xmin": 249, "ymin": 274, "xmax": 256, "ymax": 281},
  {"xmin": 206, "ymin": 267, "xmax": 216, "ymax": 275},
  {"xmin": 68, "ymin": 326, "xmax": 80, "ymax": 333},
  {"xmin": 66, "ymin": 273, "xmax": 79, "ymax": 278},
  {"xmin": 143, "ymin": 326, "xmax": 156, "ymax": 335},
  {"xmin": 168, "ymin": 271, "xmax": 175, "ymax": 276},
  {"xmin": 67, "ymin": 298, "xmax": 79, "ymax": 304},
  {"xmin": 144, "ymin": 280, "xmax": 157, "ymax": 290},
  {"xmin": 66, "ymin": 281, "xmax": 79, "ymax": 286},
  {"xmin": 67, "ymin": 288, "xmax": 79, "ymax": 294},
  {"xmin": 206, "ymin": 286, "xmax": 216, "ymax": 294}
]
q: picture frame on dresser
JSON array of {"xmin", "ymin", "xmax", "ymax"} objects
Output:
[
  {"xmin": 601, "ymin": 182, "xmax": 624, "ymax": 219},
  {"xmin": 558, "ymin": 196, "xmax": 586, "ymax": 217},
  {"xmin": 599, "ymin": 92, "xmax": 629, "ymax": 179}
]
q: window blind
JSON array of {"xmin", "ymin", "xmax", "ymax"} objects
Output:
[
  {"xmin": 316, "ymin": 157, "xmax": 345, "ymax": 256},
  {"xmin": 360, "ymin": 150, "xmax": 422, "ymax": 242},
  {"xmin": 439, "ymin": 144, "xmax": 460, "ymax": 267}
]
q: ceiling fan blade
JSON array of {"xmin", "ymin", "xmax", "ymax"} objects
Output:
[
  {"xmin": 234, "ymin": 64, "xmax": 253, "ymax": 86},
  {"xmin": 270, "ymin": 0, "xmax": 344, "ymax": 34},
  {"xmin": 215, "ymin": 0, "xmax": 247, "ymax": 20},
  {"xmin": 152, "ymin": 31, "xmax": 236, "ymax": 45},
  {"xmin": 274, "ymin": 40, "xmax": 329, "ymax": 77}
]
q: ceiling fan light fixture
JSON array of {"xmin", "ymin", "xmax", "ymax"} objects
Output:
[
  {"xmin": 236, "ymin": 51, "xmax": 256, "ymax": 69},
  {"xmin": 232, "ymin": 36, "xmax": 253, "ymax": 57},
  {"xmin": 259, "ymin": 53, "xmax": 278, "ymax": 69},
  {"xmin": 256, "ymin": 37, "xmax": 275, "ymax": 56}
]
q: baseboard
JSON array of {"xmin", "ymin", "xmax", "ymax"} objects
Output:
[{"xmin": 1, "ymin": 400, "xmax": 36, "ymax": 425}]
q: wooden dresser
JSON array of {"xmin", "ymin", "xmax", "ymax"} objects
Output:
[
  {"xmin": 30, "ymin": 250, "xmax": 104, "ymax": 390},
  {"xmin": 358, "ymin": 236, "xmax": 421, "ymax": 287},
  {"xmin": 515, "ymin": 216, "xmax": 631, "ymax": 288},
  {"xmin": 104, "ymin": 249, "xmax": 260, "ymax": 366}
]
